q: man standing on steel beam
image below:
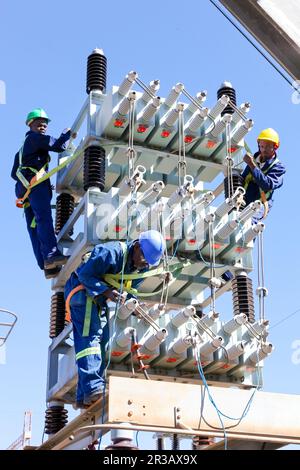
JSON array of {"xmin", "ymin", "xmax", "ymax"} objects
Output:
[
  {"xmin": 11, "ymin": 108, "xmax": 76, "ymax": 278},
  {"xmin": 65, "ymin": 230, "xmax": 166, "ymax": 409}
]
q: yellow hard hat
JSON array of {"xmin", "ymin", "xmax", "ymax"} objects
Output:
[{"xmin": 257, "ymin": 128, "xmax": 280, "ymax": 149}]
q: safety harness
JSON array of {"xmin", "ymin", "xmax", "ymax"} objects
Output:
[
  {"xmin": 243, "ymin": 156, "xmax": 279, "ymax": 219},
  {"xmin": 15, "ymin": 142, "xmax": 80, "ymax": 208}
]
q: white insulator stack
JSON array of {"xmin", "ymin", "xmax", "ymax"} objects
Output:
[
  {"xmin": 167, "ymin": 186, "xmax": 187, "ymax": 208},
  {"xmin": 222, "ymin": 313, "xmax": 248, "ymax": 334},
  {"xmin": 141, "ymin": 181, "xmax": 165, "ymax": 204},
  {"xmin": 118, "ymin": 91, "xmax": 136, "ymax": 116},
  {"xmin": 226, "ymin": 341, "xmax": 245, "ymax": 360},
  {"xmin": 200, "ymin": 310, "xmax": 220, "ymax": 328},
  {"xmin": 164, "ymin": 83, "xmax": 184, "ymax": 108},
  {"xmin": 209, "ymin": 95, "xmax": 230, "ymax": 120},
  {"xmin": 148, "ymin": 303, "xmax": 165, "ymax": 321},
  {"xmin": 199, "ymin": 336, "xmax": 223, "ymax": 355},
  {"xmin": 186, "ymin": 108, "xmax": 209, "ymax": 133},
  {"xmin": 210, "ymin": 114, "xmax": 232, "ymax": 138},
  {"xmin": 215, "ymin": 219, "xmax": 238, "ymax": 240},
  {"xmin": 141, "ymin": 79, "xmax": 160, "ymax": 103},
  {"xmin": 231, "ymin": 102, "xmax": 251, "ymax": 125},
  {"xmin": 142, "ymin": 329, "xmax": 168, "ymax": 352},
  {"xmin": 214, "ymin": 198, "xmax": 235, "ymax": 218},
  {"xmin": 118, "ymin": 71, "xmax": 138, "ymax": 96},
  {"xmin": 231, "ymin": 119, "xmax": 254, "ymax": 144},
  {"xmin": 164, "ymin": 103, "xmax": 184, "ymax": 127},
  {"xmin": 238, "ymin": 200, "xmax": 262, "ymax": 223},
  {"xmin": 186, "ymin": 91, "xmax": 207, "ymax": 114},
  {"xmin": 171, "ymin": 335, "xmax": 193, "ymax": 355},
  {"xmin": 140, "ymin": 97, "xmax": 161, "ymax": 122},
  {"xmin": 172, "ymin": 305, "xmax": 196, "ymax": 328},
  {"xmin": 118, "ymin": 165, "xmax": 146, "ymax": 196},
  {"xmin": 117, "ymin": 298, "xmax": 139, "ymax": 320},
  {"xmin": 195, "ymin": 191, "xmax": 215, "ymax": 208},
  {"xmin": 243, "ymin": 222, "xmax": 265, "ymax": 244},
  {"xmin": 249, "ymin": 343, "xmax": 274, "ymax": 364},
  {"xmin": 116, "ymin": 327, "xmax": 134, "ymax": 347}
]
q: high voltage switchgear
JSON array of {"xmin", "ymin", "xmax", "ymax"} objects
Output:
[{"xmin": 44, "ymin": 49, "xmax": 273, "ymax": 440}]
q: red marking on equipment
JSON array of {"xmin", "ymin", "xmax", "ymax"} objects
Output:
[
  {"xmin": 165, "ymin": 236, "xmax": 173, "ymax": 241},
  {"xmin": 137, "ymin": 124, "xmax": 148, "ymax": 133},
  {"xmin": 166, "ymin": 357, "xmax": 178, "ymax": 363},
  {"xmin": 188, "ymin": 239, "xmax": 196, "ymax": 245},
  {"xmin": 141, "ymin": 354, "xmax": 152, "ymax": 360},
  {"xmin": 213, "ymin": 243, "xmax": 221, "ymax": 249},
  {"xmin": 206, "ymin": 140, "xmax": 216, "ymax": 148},
  {"xmin": 111, "ymin": 351, "xmax": 123, "ymax": 357},
  {"xmin": 235, "ymin": 247, "xmax": 245, "ymax": 253},
  {"xmin": 114, "ymin": 226, "xmax": 123, "ymax": 233},
  {"xmin": 221, "ymin": 364, "xmax": 231, "ymax": 369},
  {"xmin": 184, "ymin": 135, "xmax": 194, "ymax": 143},
  {"xmin": 161, "ymin": 130, "xmax": 171, "ymax": 138},
  {"xmin": 229, "ymin": 147, "xmax": 237, "ymax": 153},
  {"xmin": 114, "ymin": 119, "xmax": 124, "ymax": 128}
]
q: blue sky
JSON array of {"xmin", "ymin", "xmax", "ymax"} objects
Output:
[{"xmin": 0, "ymin": 0, "xmax": 299, "ymax": 450}]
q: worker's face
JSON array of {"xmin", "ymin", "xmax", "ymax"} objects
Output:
[
  {"xmin": 258, "ymin": 139, "xmax": 276, "ymax": 160},
  {"xmin": 132, "ymin": 243, "xmax": 149, "ymax": 270},
  {"xmin": 30, "ymin": 118, "xmax": 48, "ymax": 134}
]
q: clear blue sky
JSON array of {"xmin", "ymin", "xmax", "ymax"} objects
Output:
[{"xmin": 0, "ymin": 0, "xmax": 299, "ymax": 450}]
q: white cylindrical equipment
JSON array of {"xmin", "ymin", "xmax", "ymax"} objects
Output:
[
  {"xmin": 142, "ymin": 328, "xmax": 168, "ymax": 352},
  {"xmin": 222, "ymin": 313, "xmax": 248, "ymax": 334},
  {"xmin": 118, "ymin": 91, "xmax": 136, "ymax": 116},
  {"xmin": 210, "ymin": 114, "xmax": 232, "ymax": 138},
  {"xmin": 215, "ymin": 219, "xmax": 238, "ymax": 240},
  {"xmin": 243, "ymin": 222, "xmax": 265, "ymax": 244},
  {"xmin": 231, "ymin": 119, "xmax": 253, "ymax": 144},
  {"xmin": 214, "ymin": 198, "xmax": 235, "ymax": 219},
  {"xmin": 140, "ymin": 97, "xmax": 161, "ymax": 122},
  {"xmin": 141, "ymin": 181, "xmax": 165, "ymax": 204},
  {"xmin": 172, "ymin": 305, "xmax": 196, "ymax": 328},
  {"xmin": 226, "ymin": 341, "xmax": 245, "ymax": 360},
  {"xmin": 117, "ymin": 298, "xmax": 138, "ymax": 320},
  {"xmin": 116, "ymin": 327, "xmax": 134, "ymax": 347},
  {"xmin": 118, "ymin": 71, "xmax": 138, "ymax": 96},
  {"xmin": 186, "ymin": 108, "xmax": 209, "ymax": 133},
  {"xmin": 249, "ymin": 343, "xmax": 274, "ymax": 364},
  {"xmin": 231, "ymin": 102, "xmax": 251, "ymax": 125},
  {"xmin": 171, "ymin": 335, "xmax": 192, "ymax": 355},
  {"xmin": 186, "ymin": 91, "xmax": 207, "ymax": 114},
  {"xmin": 141, "ymin": 79, "xmax": 160, "ymax": 103},
  {"xmin": 199, "ymin": 336, "xmax": 223, "ymax": 356},
  {"xmin": 200, "ymin": 310, "xmax": 219, "ymax": 328},
  {"xmin": 209, "ymin": 95, "xmax": 230, "ymax": 120},
  {"xmin": 164, "ymin": 83, "xmax": 184, "ymax": 108},
  {"xmin": 148, "ymin": 303, "xmax": 165, "ymax": 321},
  {"xmin": 238, "ymin": 200, "xmax": 262, "ymax": 223}
]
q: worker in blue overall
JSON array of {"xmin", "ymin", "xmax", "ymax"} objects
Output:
[
  {"xmin": 222, "ymin": 127, "xmax": 286, "ymax": 283},
  {"xmin": 64, "ymin": 230, "xmax": 166, "ymax": 408},
  {"xmin": 11, "ymin": 108, "xmax": 76, "ymax": 278}
]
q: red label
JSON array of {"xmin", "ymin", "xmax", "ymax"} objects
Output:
[
  {"xmin": 206, "ymin": 140, "xmax": 216, "ymax": 148},
  {"xmin": 166, "ymin": 357, "xmax": 178, "ymax": 363},
  {"xmin": 111, "ymin": 351, "xmax": 123, "ymax": 357}
]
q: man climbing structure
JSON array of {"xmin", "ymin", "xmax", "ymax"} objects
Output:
[
  {"xmin": 222, "ymin": 127, "xmax": 286, "ymax": 282},
  {"xmin": 11, "ymin": 108, "xmax": 76, "ymax": 278},
  {"xmin": 64, "ymin": 230, "xmax": 166, "ymax": 408}
]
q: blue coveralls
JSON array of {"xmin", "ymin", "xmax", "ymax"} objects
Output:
[
  {"xmin": 64, "ymin": 241, "xmax": 146, "ymax": 404},
  {"xmin": 11, "ymin": 129, "xmax": 71, "ymax": 269},
  {"xmin": 242, "ymin": 151, "xmax": 286, "ymax": 223}
]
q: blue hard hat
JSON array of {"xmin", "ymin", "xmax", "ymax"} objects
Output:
[{"xmin": 139, "ymin": 230, "xmax": 166, "ymax": 266}]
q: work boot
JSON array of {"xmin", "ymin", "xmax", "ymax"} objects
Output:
[
  {"xmin": 44, "ymin": 252, "xmax": 69, "ymax": 270},
  {"xmin": 83, "ymin": 390, "xmax": 103, "ymax": 406},
  {"xmin": 44, "ymin": 266, "xmax": 62, "ymax": 279}
]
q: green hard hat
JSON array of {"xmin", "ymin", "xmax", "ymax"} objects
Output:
[{"xmin": 26, "ymin": 108, "xmax": 51, "ymax": 126}]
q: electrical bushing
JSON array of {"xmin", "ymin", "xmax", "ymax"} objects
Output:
[
  {"xmin": 224, "ymin": 171, "xmax": 244, "ymax": 199},
  {"xmin": 86, "ymin": 48, "xmax": 107, "ymax": 94},
  {"xmin": 83, "ymin": 146, "xmax": 106, "ymax": 191},
  {"xmin": 217, "ymin": 81, "xmax": 236, "ymax": 115},
  {"xmin": 55, "ymin": 193, "xmax": 75, "ymax": 236},
  {"xmin": 232, "ymin": 274, "xmax": 255, "ymax": 323},
  {"xmin": 44, "ymin": 405, "xmax": 68, "ymax": 435},
  {"xmin": 49, "ymin": 292, "xmax": 68, "ymax": 339}
]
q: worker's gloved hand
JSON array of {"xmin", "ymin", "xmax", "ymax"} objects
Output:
[
  {"xmin": 102, "ymin": 288, "xmax": 127, "ymax": 304},
  {"xmin": 243, "ymin": 153, "xmax": 255, "ymax": 169}
]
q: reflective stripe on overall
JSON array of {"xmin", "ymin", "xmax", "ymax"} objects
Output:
[{"xmin": 243, "ymin": 157, "xmax": 279, "ymax": 218}]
